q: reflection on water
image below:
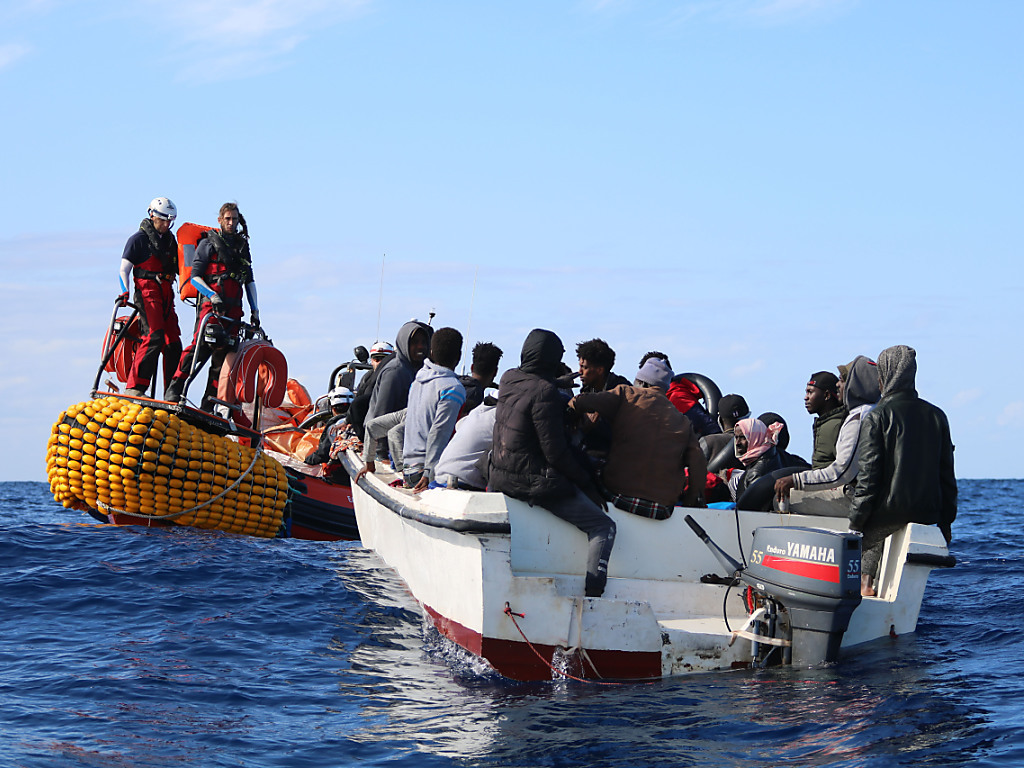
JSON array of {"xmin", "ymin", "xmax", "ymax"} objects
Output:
[{"xmin": 1, "ymin": 480, "xmax": 1022, "ymax": 767}]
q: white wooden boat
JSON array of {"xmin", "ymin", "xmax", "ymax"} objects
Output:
[{"xmin": 341, "ymin": 452, "xmax": 954, "ymax": 681}]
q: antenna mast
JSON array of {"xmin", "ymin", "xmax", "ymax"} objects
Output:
[{"xmin": 375, "ymin": 253, "xmax": 385, "ymax": 341}]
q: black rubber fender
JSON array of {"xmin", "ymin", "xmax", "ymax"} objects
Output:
[
  {"xmin": 736, "ymin": 467, "xmax": 802, "ymax": 512},
  {"xmin": 707, "ymin": 437, "xmax": 737, "ymax": 474}
]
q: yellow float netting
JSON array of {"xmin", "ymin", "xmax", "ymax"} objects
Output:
[{"xmin": 45, "ymin": 396, "xmax": 288, "ymax": 538}]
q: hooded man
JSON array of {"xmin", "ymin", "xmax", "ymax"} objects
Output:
[
  {"xmin": 489, "ymin": 329, "xmax": 615, "ymax": 598},
  {"xmin": 775, "ymin": 356, "xmax": 881, "ymax": 512},
  {"xmin": 402, "ymin": 327, "xmax": 467, "ymax": 491},
  {"xmin": 364, "ymin": 320, "xmax": 433, "ymax": 458},
  {"xmin": 849, "ymin": 345, "xmax": 957, "ymax": 596}
]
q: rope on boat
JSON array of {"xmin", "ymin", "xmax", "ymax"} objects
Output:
[
  {"xmin": 96, "ymin": 446, "xmax": 263, "ymax": 522},
  {"xmin": 502, "ymin": 602, "xmax": 644, "ymax": 687}
]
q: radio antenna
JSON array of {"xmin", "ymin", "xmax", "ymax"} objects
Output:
[
  {"xmin": 463, "ymin": 266, "xmax": 479, "ymax": 375},
  {"xmin": 375, "ymin": 253, "xmax": 385, "ymax": 341}
]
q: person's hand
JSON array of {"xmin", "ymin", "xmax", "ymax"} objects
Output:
[
  {"xmin": 209, "ymin": 294, "xmax": 224, "ymax": 310},
  {"xmin": 250, "ymin": 309, "xmax": 260, "ymax": 328},
  {"xmin": 354, "ymin": 460, "xmax": 375, "ymax": 483},
  {"xmin": 774, "ymin": 475, "xmax": 795, "ymax": 503},
  {"xmin": 116, "ymin": 291, "xmax": 129, "ymax": 306},
  {"xmin": 412, "ymin": 476, "xmax": 430, "ymax": 493}
]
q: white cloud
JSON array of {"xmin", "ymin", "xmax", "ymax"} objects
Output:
[
  {"xmin": 730, "ymin": 359, "xmax": 766, "ymax": 378},
  {"xmin": 951, "ymin": 388, "xmax": 982, "ymax": 408},
  {"xmin": 153, "ymin": 0, "xmax": 370, "ymax": 82},
  {"xmin": 663, "ymin": 0, "xmax": 854, "ymax": 26},
  {"xmin": 0, "ymin": 42, "xmax": 31, "ymax": 70},
  {"xmin": 997, "ymin": 401, "xmax": 1024, "ymax": 428}
]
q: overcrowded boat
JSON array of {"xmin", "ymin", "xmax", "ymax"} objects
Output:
[{"xmin": 340, "ymin": 444, "xmax": 955, "ymax": 681}]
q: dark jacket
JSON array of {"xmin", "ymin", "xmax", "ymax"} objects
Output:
[
  {"xmin": 849, "ymin": 390, "xmax": 957, "ymax": 534},
  {"xmin": 458, "ymin": 374, "xmax": 486, "ymax": 417},
  {"xmin": 736, "ymin": 446, "xmax": 783, "ymax": 500},
  {"xmin": 304, "ymin": 413, "xmax": 347, "ymax": 465},
  {"xmin": 347, "ymin": 352, "xmax": 395, "ymax": 436},
  {"xmin": 489, "ymin": 330, "xmax": 599, "ymax": 505},
  {"xmin": 811, "ymin": 405, "xmax": 847, "ymax": 468},
  {"xmin": 366, "ymin": 321, "xmax": 433, "ymax": 424},
  {"xmin": 573, "ymin": 385, "xmax": 703, "ymax": 506}
]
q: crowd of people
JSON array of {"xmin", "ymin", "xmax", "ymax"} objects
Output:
[
  {"xmin": 117, "ymin": 196, "xmax": 958, "ymax": 599},
  {"xmin": 330, "ymin": 323, "xmax": 957, "ymax": 599}
]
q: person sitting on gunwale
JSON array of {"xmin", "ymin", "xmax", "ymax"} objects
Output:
[
  {"xmin": 849, "ymin": 345, "xmax": 956, "ymax": 596},
  {"xmin": 489, "ymin": 329, "xmax": 615, "ymax": 598},
  {"xmin": 773, "ymin": 355, "xmax": 881, "ymax": 511},
  {"xmin": 402, "ymin": 328, "xmax": 467, "ymax": 492},
  {"xmin": 364, "ymin": 320, "xmax": 433, "ymax": 460},
  {"xmin": 570, "ymin": 358, "xmax": 707, "ymax": 519}
]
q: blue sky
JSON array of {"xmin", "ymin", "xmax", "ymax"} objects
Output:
[{"xmin": 1, "ymin": 0, "xmax": 1020, "ymax": 480}]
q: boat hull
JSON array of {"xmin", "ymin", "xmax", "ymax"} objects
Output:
[{"xmin": 345, "ymin": 452, "xmax": 953, "ymax": 681}]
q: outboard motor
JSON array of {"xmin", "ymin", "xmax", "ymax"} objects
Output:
[
  {"xmin": 744, "ymin": 526, "xmax": 862, "ymax": 666},
  {"xmin": 685, "ymin": 517, "xmax": 862, "ymax": 666}
]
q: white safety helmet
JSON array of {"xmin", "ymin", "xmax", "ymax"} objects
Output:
[
  {"xmin": 329, "ymin": 387, "xmax": 354, "ymax": 407},
  {"xmin": 148, "ymin": 197, "xmax": 177, "ymax": 221},
  {"xmin": 369, "ymin": 340, "xmax": 395, "ymax": 358}
]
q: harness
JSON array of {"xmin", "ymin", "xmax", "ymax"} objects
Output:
[
  {"xmin": 204, "ymin": 230, "xmax": 253, "ymax": 287},
  {"xmin": 135, "ymin": 219, "xmax": 178, "ymax": 282}
]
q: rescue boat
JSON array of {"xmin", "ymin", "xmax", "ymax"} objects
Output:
[{"xmin": 46, "ymin": 226, "xmax": 359, "ymax": 540}]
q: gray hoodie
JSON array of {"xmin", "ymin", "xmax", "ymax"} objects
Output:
[{"xmin": 402, "ymin": 359, "xmax": 467, "ymax": 480}]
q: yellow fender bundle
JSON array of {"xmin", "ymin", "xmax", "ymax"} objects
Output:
[{"xmin": 45, "ymin": 396, "xmax": 288, "ymax": 538}]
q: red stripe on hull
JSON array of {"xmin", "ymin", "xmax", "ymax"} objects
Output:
[
  {"xmin": 288, "ymin": 523, "xmax": 344, "ymax": 541},
  {"xmin": 422, "ymin": 604, "xmax": 661, "ymax": 682},
  {"xmin": 762, "ymin": 555, "xmax": 839, "ymax": 583}
]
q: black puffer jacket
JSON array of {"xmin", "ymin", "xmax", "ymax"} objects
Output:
[
  {"xmin": 849, "ymin": 390, "xmax": 957, "ymax": 533},
  {"xmin": 489, "ymin": 330, "xmax": 598, "ymax": 505},
  {"xmin": 735, "ymin": 446, "xmax": 783, "ymax": 500}
]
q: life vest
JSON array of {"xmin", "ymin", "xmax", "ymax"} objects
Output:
[
  {"xmin": 133, "ymin": 219, "xmax": 178, "ymax": 283},
  {"xmin": 176, "ymin": 222, "xmax": 215, "ymax": 301},
  {"xmin": 204, "ymin": 230, "xmax": 253, "ymax": 288}
]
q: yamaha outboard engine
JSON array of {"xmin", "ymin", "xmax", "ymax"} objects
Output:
[
  {"xmin": 685, "ymin": 517, "xmax": 862, "ymax": 666},
  {"xmin": 744, "ymin": 526, "xmax": 862, "ymax": 666}
]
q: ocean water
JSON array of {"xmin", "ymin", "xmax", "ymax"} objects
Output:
[{"xmin": 1, "ymin": 479, "xmax": 1022, "ymax": 768}]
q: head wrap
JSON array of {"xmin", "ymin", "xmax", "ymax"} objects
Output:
[{"xmin": 734, "ymin": 417, "xmax": 783, "ymax": 466}]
